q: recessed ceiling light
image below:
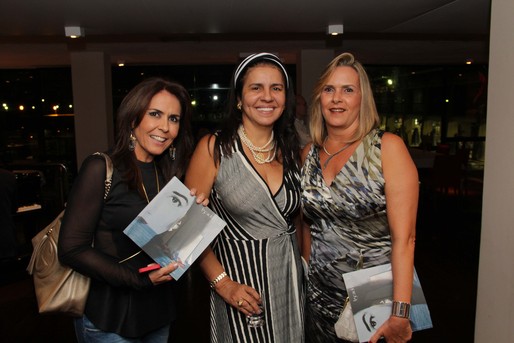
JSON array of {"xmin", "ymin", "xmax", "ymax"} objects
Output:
[
  {"xmin": 64, "ymin": 26, "xmax": 85, "ymax": 38},
  {"xmin": 327, "ymin": 24, "xmax": 344, "ymax": 36}
]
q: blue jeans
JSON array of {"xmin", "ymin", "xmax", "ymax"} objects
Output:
[{"xmin": 74, "ymin": 315, "xmax": 170, "ymax": 343}]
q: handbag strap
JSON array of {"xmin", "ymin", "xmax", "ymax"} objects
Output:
[
  {"xmin": 92, "ymin": 152, "xmax": 113, "ymax": 199},
  {"xmin": 27, "ymin": 152, "xmax": 114, "ymax": 275}
]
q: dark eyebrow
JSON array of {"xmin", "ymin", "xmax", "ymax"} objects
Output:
[
  {"xmin": 172, "ymin": 191, "xmax": 189, "ymax": 204},
  {"xmin": 362, "ymin": 313, "xmax": 372, "ymax": 332}
]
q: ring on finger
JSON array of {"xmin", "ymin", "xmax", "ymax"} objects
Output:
[{"xmin": 237, "ymin": 299, "xmax": 244, "ymax": 307}]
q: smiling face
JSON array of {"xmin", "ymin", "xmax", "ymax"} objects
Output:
[
  {"xmin": 320, "ymin": 65, "xmax": 362, "ymax": 133},
  {"xmin": 239, "ymin": 64, "xmax": 286, "ymax": 129},
  {"xmin": 132, "ymin": 90, "xmax": 181, "ymax": 162}
]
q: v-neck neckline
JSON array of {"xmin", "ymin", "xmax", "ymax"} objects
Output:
[
  {"xmin": 235, "ymin": 137, "xmax": 285, "ymax": 198},
  {"xmin": 315, "ymin": 141, "xmax": 359, "ymax": 188}
]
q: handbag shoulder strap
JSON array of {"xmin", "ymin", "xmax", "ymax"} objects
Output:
[{"xmin": 92, "ymin": 152, "xmax": 113, "ymax": 199}]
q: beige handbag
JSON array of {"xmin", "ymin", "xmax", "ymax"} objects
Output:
[
  {"xmin": 334, "ymin": 297, "xmax": 359, "ymax": 342},
  {"xmin": 26, "ymin": 152, "xmax": 113, "ymax": 317},
  {"xmin": 334, "ymin": 254, "xmax": 364, "ymax": 342}
]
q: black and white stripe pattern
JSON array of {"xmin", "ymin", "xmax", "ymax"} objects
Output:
[{"xmin": 208, "ymin": 138, "xmax": 304, "ymax": 343}]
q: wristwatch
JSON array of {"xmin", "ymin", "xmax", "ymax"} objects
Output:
[{"xmin": 391, "ymin": 301, "xmax": 411, "ymax": 319}]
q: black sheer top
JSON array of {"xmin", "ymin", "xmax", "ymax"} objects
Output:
[{"xmin": 59, "ymin": 154, "xmax": 176, "ymax": 337}]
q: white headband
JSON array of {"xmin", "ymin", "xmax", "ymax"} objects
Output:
[{"xmin": 233, "ymin": 52, "xmax": 289, "ymax": 88}]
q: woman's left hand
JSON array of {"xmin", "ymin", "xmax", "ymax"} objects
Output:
[
  {"xmin": 190, "ymin": 188, "xmax": 209, "ymax": 206},
  {"xmin": 368, "ymin": 316, "xmax": 412, "ymax": 343}
]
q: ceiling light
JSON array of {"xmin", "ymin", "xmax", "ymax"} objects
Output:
[
  {"xmin": 327, "ymin": 24, "xmax": 344, "ymax": 36},
  {"xmin": 65, "ymin": 26, "xmax": 84, "ymax": 38}
]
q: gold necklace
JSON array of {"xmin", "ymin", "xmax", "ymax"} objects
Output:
[
  {"xmin": 141, "ymin": 162, "xmax": 160, "ymax": 203},
  {"xmin": 237, "ymin": 125, "xmax": 277, "ymax": 164},
  {"xmin": 322, "ymin": 137, "xmax": 352, "ymax": 169}
]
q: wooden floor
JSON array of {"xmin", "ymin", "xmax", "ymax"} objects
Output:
[{"xmin": 1, "ymin": 183, "xmax": 482, "ymax": 342}]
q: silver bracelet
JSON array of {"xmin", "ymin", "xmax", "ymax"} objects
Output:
[
  {"xmin": 209, "ymin": 271, "xmax": 227, "ymax": 289},
  {"xmin": 391, "ymin": 301, "xmax": 411, "ymax": 319}
]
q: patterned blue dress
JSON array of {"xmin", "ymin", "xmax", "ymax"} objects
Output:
[
  {"xmin": 301, "ymin": 130, "xmax": 392, "ymax": 342},
  {"xmin": 208, "ymin": 138, "xmax": 304, "ymax": 343}
]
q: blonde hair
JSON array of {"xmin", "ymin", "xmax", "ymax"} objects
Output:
[{"xmin": 309, "ymin": 52, "xmax": 380, "ymax": 146}]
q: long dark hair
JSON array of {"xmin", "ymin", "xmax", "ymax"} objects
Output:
[
  {"xmin": 214, "ymin": 53, "xmax": 299, "ymax": 171},
  {"xmin": 110, "ymin": 77, "xmax": 194, "ymax": 195}
]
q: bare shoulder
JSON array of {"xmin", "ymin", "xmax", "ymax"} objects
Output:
[
  {"xmin": 381, "ymin": 131, "xmax": 407, "ymax": 151},
  {"xmin": 381, "ymin": 132, "xmax": 417, "ymax": 179},
  {"xmin": 194, "ymin": 133, "xmax": 217, "ymax": 157},
  {"xmin": 381, "ymin": 132, "xmax": 413, "ymax": 161},
  {"xmin": 186, "ymin": 133, "xmax": 218, "ymax": 191}
]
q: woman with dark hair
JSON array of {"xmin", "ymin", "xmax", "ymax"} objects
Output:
[
  {"xmin": 301, "ymin": 52, "xmax": 418, "ymax": 343},
  {"xmin": 185, "ymin": 53, "xmax": 304, "ymax": 342},
  {"xmin": 59, "ymin": 77, "xmax": 205, "ymax": 342}
]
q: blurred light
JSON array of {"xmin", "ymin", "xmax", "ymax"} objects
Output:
[
  {"xmin": 211, "ymin": 83, "xmax": 219, "ymax": 89},
  {"xmin": 213, "ymin": 95, "xmax": 219, "ymax": 101},
  {"xmin": 19, "ymin": 105, "xmax": 24, "ymax": 111},
  {"xmin": 44, "ymin": 113, "xmax": 75, "ymax": 117},
  {"xmin": 117, "ymin": 60, "xmax": 125, "ymax": 67},
  {"xmin": 65, "ymin": 26, "xmax": 85, "ymax": 38},
  {"xmin": 445, "ymin": 99, "xmax": 450, "ymax": 103},
  {"xmin": 465, "ymin": 58, "xmax": 473, "ymax": 65},
  {"xmin": 191, "ymin": 100, "xmax": 197, "ymax": 106},
  {"xmin": 387, "ymin": 79, "xmax": 393, "ymax": 85},
  {"xmin": 327, "ymin": 24, "xmax": 344, "ymax": 36}
]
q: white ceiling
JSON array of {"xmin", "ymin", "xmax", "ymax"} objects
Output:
[{"xmin": 0, "ymin": 0, "xmax": 491, "ymax": 67}]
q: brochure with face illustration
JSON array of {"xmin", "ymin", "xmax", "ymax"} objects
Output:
[
  {"xmin": 124, "ymin": 176, "xmax": 226, "ymax": 280},
  {"xmin": 342, "ymin": 263, "xmax": 433, "ymax": 342}
]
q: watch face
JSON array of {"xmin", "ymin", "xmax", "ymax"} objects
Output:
[{"xmin": 392, "ymin": 301, "xmax": 410, "ymax": 318}]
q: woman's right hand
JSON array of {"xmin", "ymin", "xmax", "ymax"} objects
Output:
[
  {"xmin": 148, "ymin": 262, "xmax": 179, "ymax": 285},
  {"xmin": 215, "ymin": 278, "xmax": 262, "ymax": 316}
]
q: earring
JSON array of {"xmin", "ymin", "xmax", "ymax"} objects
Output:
[
  {"xmin": 169, "ymin": 144, "xmax": 176, "ymax": 160},
  {"xmin": 237, "ymin": 102, "xmax": 242, "ymax": 111},
  {"xmin": 129, "ymin": 132, "xmax": 137, "ymax": 151}
]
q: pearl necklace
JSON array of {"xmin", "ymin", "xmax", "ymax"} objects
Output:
[
  {"xmin": 237, "ymin": 125, "xmax": 277, "ymax": 164},
  {"xmin": 322, "ymin": 137, "xmax": 351, "ymax": 169}
]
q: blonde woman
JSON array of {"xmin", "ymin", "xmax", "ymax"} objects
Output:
[{"xmin": 301, "ymin": 53, "xmax": 418, "ymax": 343}]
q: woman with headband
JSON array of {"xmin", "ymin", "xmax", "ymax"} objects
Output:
[{"xmin": 185, "ymin": 52, "xmax": 304, "ymax": 342}]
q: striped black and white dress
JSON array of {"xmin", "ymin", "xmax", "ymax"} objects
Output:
[
  {"xmin": 209, "ymin": 138, "xmax": 304, "ymax": 343},
  {"xmin": 301, "ymin": 129, "xmax": 392, "ymax": 342}
]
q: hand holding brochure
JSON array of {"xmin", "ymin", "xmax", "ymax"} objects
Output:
[
  {"xmin": 342, "ymin": 264, "xmax": 433, "ymax": 342},
  {"xmin": 124, "ymin": 177, "xmax": 226, "ymax": 280}
]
